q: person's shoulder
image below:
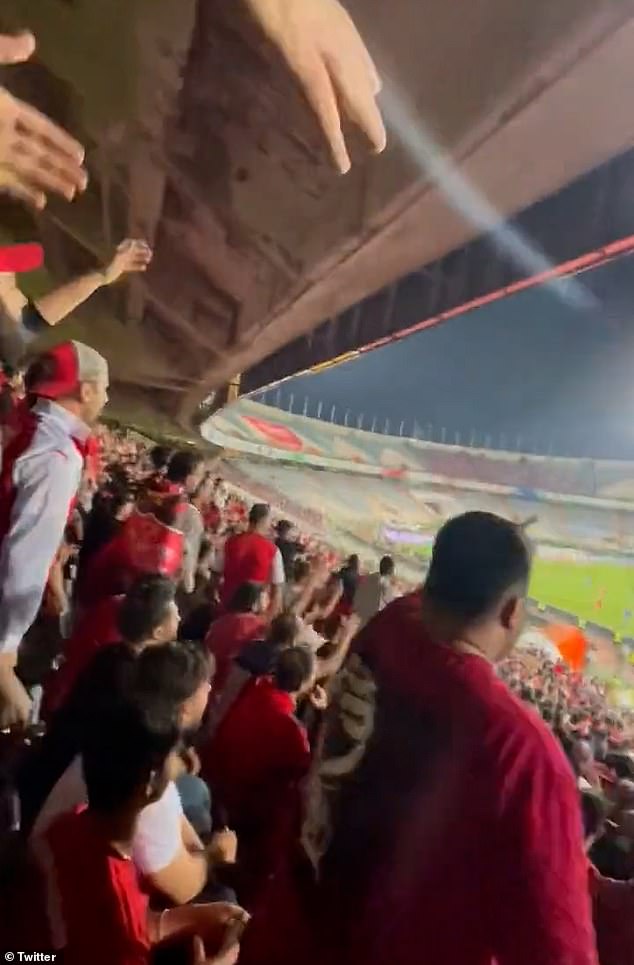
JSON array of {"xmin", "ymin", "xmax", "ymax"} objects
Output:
[
  {"xmin": 45, "ymin": 804, "xmax": 94, "ymax": 859},
  {"xmin": 32, "ymin": 412, "xmax": 80, "ymax": 455},
  {"xmin": 358, "ymin": 591, "xmax": 421, "ymax": 639},
  {"xmin": 46, "ymin": 804, "xmax": 81, "ymax": 840},
  {"xmin": 20, "ymin": 301, "xmax": 49, "ymax": 337},
  {"xmin": 278, "ymin": 709, "xmax": 311, "ymax": 757},
  {"xmin": 136, "ymin": 781, "xmax": 182, "ymax": 835},
  {"xmin": 206, "ymin": 611, "xmax": 231, "ymax": 635},
  {"xmin": 74, "ymin": 643, "xmax": 133, "ymax": 697},
  {"xmin": 16, "ymin": 418, "xmax": 78, "ymax": 472},
  {"xmin": 87, "ymin": 640, "xmax": 131, "ymax": 672},
  {"xmin": 237, "ymin": 638, "xmax": 270, "ymax": 673},
  {"xmin": 238, "ymin": 612, "xmax": 266, "ymax": 633},
  {"xmin": 481, "ymin": 674, "xmax": 574, "ymax": 792}
]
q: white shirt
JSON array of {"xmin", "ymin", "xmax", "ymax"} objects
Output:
[
  {"xmin": 0, "ymin": 400, "xmax": 88, "ymax": 656},
  {"xmin": 32, "ymin": 756, "xmax": 184, "ymax": 875},
  {"xmin": 180, "ymin": 502, "xmax": 204, "ymax": 594},
  {"xmin": 353, "ymin": 573, "xmax": 396, "ymax": 628}
]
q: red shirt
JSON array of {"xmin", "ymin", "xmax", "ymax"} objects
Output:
[
  {"xmin": 208, "ymin": 676, "xmax": 311, "ymax": 903},
  {"xmin": 243, "ymin": 593, "xmax": 597, "ymax": 965},
  {"xmin": 84, "ymin": 433, "xmax": 102, "ymax": 485},
  {"xmin": 204, "ymin": 611, "xmax": 267, "ymax": 692},
  {"xmin": 589, "ymin": 865, "xmax": 634, "ymax": 965},
  {"xmin": 75, "ymin": 535, "xmax": 131, "ymax": 606},
  {"xmin": 207, "ymin": 676, "xmax": 310, "ymax": 825},
  {"xmin": 38, "ymin": 808, "xmax": 150, "ymax": 965},
  {"xmin": 221, "ymin": 531, "xmax": 277, "ymax": 606},
  {"xmin": 43, "ymin": 595, "xmax": 123, "ymax": 717}
]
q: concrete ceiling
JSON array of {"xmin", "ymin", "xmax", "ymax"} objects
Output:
[{"xmin": 2, "ymin": 0, "xmax": 634, "ymax": 433}]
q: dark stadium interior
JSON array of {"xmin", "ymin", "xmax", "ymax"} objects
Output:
[{"xmin": 1, "ymin": 1, "xmax": 634, "ymax": 432}]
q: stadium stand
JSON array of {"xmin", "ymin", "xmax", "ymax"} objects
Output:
[
  {"xmin": 208, "ymin": 399, "xmax": 634, "ymax": 500},
  {"xmin": 206, "ymin": 401, "xmax": 634, "ymax": 555}
]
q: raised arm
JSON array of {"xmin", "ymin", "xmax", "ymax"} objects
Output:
[
  {"xmin": 35, "ymin": 239, "xmax": 152, "ymax": 325},
  {"xmin": 0, "ymin": 32, "xmax": 86, "ymax": 209}
]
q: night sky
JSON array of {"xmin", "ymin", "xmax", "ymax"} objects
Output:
[{"xmin": 257, "ymin": 254, "xmax": 634, "ymax": 460}]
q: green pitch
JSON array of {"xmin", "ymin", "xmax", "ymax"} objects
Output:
[
  {"xmin": 409, "ymin": 545, "xmax": 634, "ymax": 637},
  {"xmin": 528, "ymin": 559, "xmax": 634, "ymax": 638}
]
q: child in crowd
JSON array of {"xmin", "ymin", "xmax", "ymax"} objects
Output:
[{"xmin": 32, "ymin": 682, "xmax": 248, "ymax": 964}]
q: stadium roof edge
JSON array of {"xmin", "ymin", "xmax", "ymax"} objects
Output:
[{"xmin": 242, "ymin": 147, "xmax": 634, "ymax": 393}]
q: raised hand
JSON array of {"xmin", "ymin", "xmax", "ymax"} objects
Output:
[
  {"xmin": 0, "ymin": 32, "xmax": 87, "ymax": 208},
  {"xmin": 102, "ymin": 239, "xmax": 153, "ymax": 285},
  {"xmin": 0, "ymin": 664, "xmax": 32, "ymax": 731},
  {"xmin": 245, "ymin": 0, "xmax": 386, "ymax": 174},
  {"xmin": 309, "ymin": 683, "xmax": 329, "ymax": 711},
  {"xmin": 0, "ymin": 31, "xmax": 36, "ymax": 64},
  {"xmin": 207, "ymin": 827, "xmax": 238, "ymax": 865}
]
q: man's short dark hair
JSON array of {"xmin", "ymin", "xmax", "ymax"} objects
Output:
[
  {"xmin": 276, "ymin": 519, "xmax": 292, "ymax": 537},
  {"xmin": 117, "ymin": 575, "xmax": 176, "ymax": 644},
  {"xmin": 81, "ymin": 689, "xmax": 181, "ymax": 815},
  {"xmin": 229, "ymin": 581, "xmax": 264, "ymax": 614},
  {"xmin": 150, "ymin": 445, "xmax": 172, "ymax": 472},
  {"xmin": 24, "ymin": 353, "xmax": 58, "ymax": 397},
  {"xmin": 273, "ymin": 645, "xmax": 315, "ymax": 694},
  {"xmin": 379, "ymin": 555, "xmax": 395, "ymax": 577},
  {"xmin": 424, "ymin": 512, "xmax": 531, "ymax": 622},
  {"xmin": 267, "ymin": 612, "xmax": 299, "ymax": 649},
  {"xmin": 249, "ymin": 503, "xmax": 270, "ymax": 527},
  {"xmin": 132, "ymin": 640, "xmax": 212, "ymax": 709},
  {"xmin": 166, "ymin": 450, "xmax": 204, "ymax": 484}
]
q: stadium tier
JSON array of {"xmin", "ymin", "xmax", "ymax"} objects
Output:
[
  {"xmin": 208, "ymin": 399, "xmax": 634, "ymax": 500},
  {"xmin": 205, "ymin": 399, "xmax": 634, "ymax": 646},
  {"xmin": 205, "ymin": 399, "xmax": 634, "ymax": 552},
  {"xmin": 220, "ymin": 460, "xmax": 634, "ymax": 553}
]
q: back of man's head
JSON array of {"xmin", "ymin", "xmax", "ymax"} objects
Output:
[
  {"xmin": 276, "ymin": 520, "xmax": 292, "ymax": 539},
  {"xmin": 424, "ymin": 512, "xmax": 531, "ymax": 624},
  {"xmin": 267, "ymin": 612, "xmax": 299, "ymax": 650},
  {"xmin": 132, "ymin": 639, "xmax": 212, "ymax": 711},
  {"xmin": 81, "ymin": 687, "xmax": 180, "ymax": 816},
  {"xmin": 273, "ymin": 644, "xmax": 315, "ymax": 694},
  {"xmin": 379, "ymin": 555, "xmax": 395, "ymax": 577},
  {"xmin": 166, "ymin": 449, "xmax": 203, "ymax": 485},
  {"xmin": 25, "ymin": 340, "xmax": 109, "ymax": 424},
  {"xmin": 118, "ymin": 574, "xmax": 176, "ymax": 644},
  {"xmin": 150, "ymin": 445, "xmax": 172, "ymax": 472},
  {"xmin": 249, "ymin": 503, "xmax": 270, "ymax": 530},
  {"xmin": 229, "ymin": 581, "xmax": 264, "ymax": 614}
]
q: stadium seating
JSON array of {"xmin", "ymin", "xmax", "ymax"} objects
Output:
[
  {"xmin": 208, "ymin": 400, "xmax": 634, "ymax": 500},
  {"xmin": 220, "ymin": 458, "xmax": 634, "ymax": 555}
]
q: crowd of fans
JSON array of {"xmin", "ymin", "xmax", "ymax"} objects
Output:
[
  {"xmin": 0, "ymin": 384, "xmax": 382, "ymax": 958},
  {"xmin": 0, "ymin": 366, "xmax": 633, "ymax": 963},
  {"xmin": 0, "ymin": 5, "xmax": 633, "ymax": 964}
]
